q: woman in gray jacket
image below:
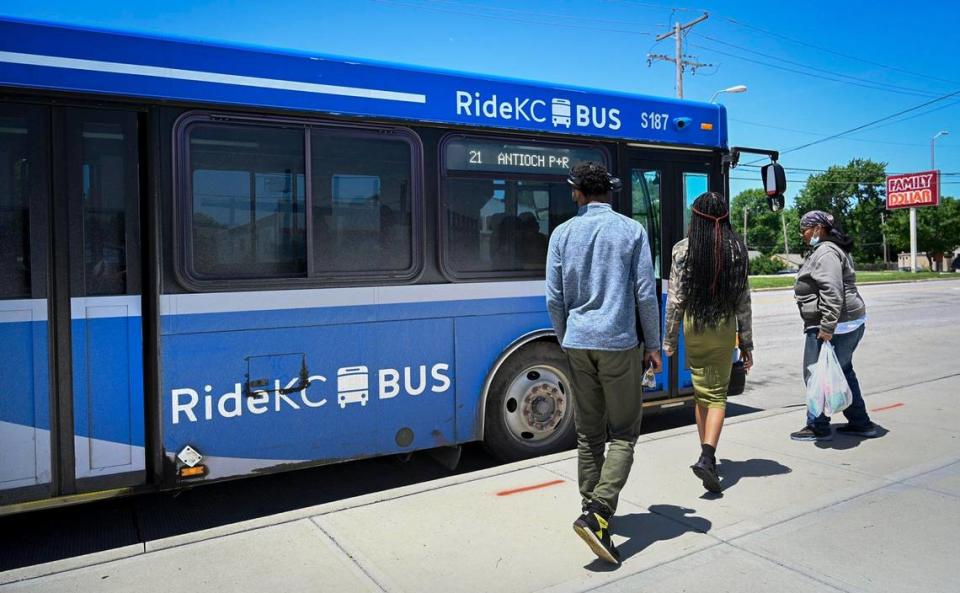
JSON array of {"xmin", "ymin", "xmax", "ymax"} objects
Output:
[{"xmin": 791, "ymin": 210, "xmax": 878, "ymax": 442}]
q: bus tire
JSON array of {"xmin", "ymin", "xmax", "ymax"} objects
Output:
[{"xmin": 483, "ymin": 342, "xmax": 576, "ymax": 462}]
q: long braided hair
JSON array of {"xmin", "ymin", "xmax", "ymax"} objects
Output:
[{"xmin": 685, "ymin": 191, "xmax": 749, "ymax": 330}]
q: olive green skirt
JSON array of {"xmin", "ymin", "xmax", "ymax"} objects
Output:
[{"xmin": 684, "ymin": 314, "xmax": 737, "ymax": 409}]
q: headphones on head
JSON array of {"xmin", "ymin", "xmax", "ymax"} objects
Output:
[{"xmin": 567, "ymin": 165, "xmax": 622, "ymax": 193}]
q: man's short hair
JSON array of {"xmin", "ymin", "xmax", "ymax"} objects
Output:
[{"xmin": 568, "ymin": 162, "xmax": 614, "ymax": 197}]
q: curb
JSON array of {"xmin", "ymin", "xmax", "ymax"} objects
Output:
[{"xmin": 751, "ymin": 276, "xmax": 960, "ymax": 292}]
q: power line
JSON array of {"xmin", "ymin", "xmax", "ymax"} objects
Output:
[
  {"xmin": 732, "ymin": 177, "xmax": 882, "ymax": 185},
  {"xmin": 370, "ymin": 0, "xmax": 656, "ymax": 35},
  {"xmin": 730, "ymin": 177, "xmax": 960, "ymax": 186},
  {"xmin": 415, "ymin": 0, "xmax": 664, "ymax": 29},
  {"xmin": 688, "ymin": 40, "xmax": 939, "ymax": 98},
  {"xmin": 835, "ymin": 98, "xmax": 960, "ymax": 133},
  {"xmin": 722, "ymin": 17, "xmax": 960, "ymax": 87},
  {"xmin": 613, "ymin": 0, "xmax": 708, "ymax": 11},
  {"xmin": 743, "ymin": 88, "xmax": 960, "ymax": 164},
  {"xmin": 738, "ymin": 164, "xmax": 960, "ymax": 176},
  {"xmin": 693, "ymin": 34, "xmax": 941, "ymax": 98},
  {"xmin": 730, "ymin": 117, "xmax": 960, "ymax": 148}
]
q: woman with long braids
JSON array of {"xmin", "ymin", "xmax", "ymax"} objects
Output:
[{"xmin": 662, "ymin": 191, "xmax": 753, "ymax": 493}]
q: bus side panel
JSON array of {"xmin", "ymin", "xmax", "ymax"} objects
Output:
[
  {"xmin": 71, "ymin": 305, "xmax": 145, "ymax": 479},
  {"xmin": 0, "ymin": 301, "xmax": 51, "ymax": 492},
  {"xmin": 659, "ymin": 293, "xmax": 690, "ymax": 392},
  {"xmin": 160, "ymin": 314, "xmax": 455, "ymax": 480},
  {"xmin": 677, "ymin": 322, "xmax": 693, "ymax": 390},
  {"xmin": 453, "ymin": 311, "xmax": 553, "ymax": 443}
]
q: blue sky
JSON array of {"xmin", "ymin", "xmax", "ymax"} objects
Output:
[{"xmin": 3, "ymin": 0, "xmax": 957, "ymax": 201}]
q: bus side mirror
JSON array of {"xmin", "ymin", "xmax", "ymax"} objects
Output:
[{"xmin": 762, "ymin": 162, "xmax": 786, "ymax": 212}]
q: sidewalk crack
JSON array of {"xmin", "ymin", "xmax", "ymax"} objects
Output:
[
  {"xmin": 308, "ymin": 518, "xmax": 393, "ymax": 593},
  {"xmin": 724, "ymin": 540, "xmax": 856, "ymax": 593}
]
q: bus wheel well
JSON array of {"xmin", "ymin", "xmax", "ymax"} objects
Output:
[
  {"xmin": 480, "ymin": 337, "xmax": 576, "ymax": 462},
  {"xmin": 478, "ymin": 331, "xmax": 557, "ymax": 439}
]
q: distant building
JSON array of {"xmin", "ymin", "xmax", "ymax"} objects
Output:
[
  {"xmin": 898, "ymin": 248, "xmax": 960, "ymax": 271},
  {"xmin": 747, "ymin": 250, "xmax": 763, "ymax": 261}
]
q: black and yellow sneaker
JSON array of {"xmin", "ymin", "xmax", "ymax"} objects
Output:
[{"xmin": 572, "ymin": 505, "xmax": 620, "ymax": 565}]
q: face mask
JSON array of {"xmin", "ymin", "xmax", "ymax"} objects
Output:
[{"xmin": 809, "ymin": 233, "xmax": 821, "ymax": 247}]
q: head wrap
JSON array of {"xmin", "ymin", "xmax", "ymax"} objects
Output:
[
  {"xmin": 800, "ymin": 209, "xmax": 855, "ymax": 251},
  {"xmin": 800, "ymin": 210, "xmax": 835, "ymax": 230}
]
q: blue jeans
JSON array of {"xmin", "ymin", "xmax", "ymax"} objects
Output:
[{"xmin": 803, "ymin": 324, "xmax": 871, "ymax": 430}]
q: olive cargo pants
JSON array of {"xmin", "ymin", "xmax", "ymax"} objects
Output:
[{"xmin": 565, "ymin": 348, "xmax": 644, "ymax": 515}]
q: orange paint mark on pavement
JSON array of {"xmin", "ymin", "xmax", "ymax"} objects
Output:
[
  {"xmin": 496, "ymin": 479, "xmax": 565, "ymax": 496},
  {"xmin": 870, "ymin": 402, "xmax": 904, "ymax": 412}
]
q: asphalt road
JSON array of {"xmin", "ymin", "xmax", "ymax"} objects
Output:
[
  {"xmin": 2, "ymin": 278, "xmax": 958, "ymax": 571},
  {"xmin": 736, "ymin": 278, "xmax": 960, "ymax": 412}
]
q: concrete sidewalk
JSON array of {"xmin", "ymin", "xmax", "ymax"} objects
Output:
[{"xmin": 3, "ymin": 376, "xmax": 958, "ymax": 593}]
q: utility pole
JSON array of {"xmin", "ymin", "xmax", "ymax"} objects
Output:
[
  {"xmin": 880, "ymin": 210, "xmax": 888, "ymax": 266},
  {"xmin": 781, "ymin": 210, "xmax": 790, "ymax": 255},
  {"xmin": 743, "ymin": 206, "xmax": 749, "ymax": 250},
  {"xmin": 648, "ymin": 12, "xmax": 711, "ymax": 99}
]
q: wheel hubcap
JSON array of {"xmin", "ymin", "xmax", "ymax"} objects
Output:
[{"xmin": 503, "ymin": 365, "xmax": 570, "ymax": 443}]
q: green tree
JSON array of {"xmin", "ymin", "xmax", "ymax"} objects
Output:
[
  {"xmin": 885, "ymin": 197, "xmax": 960, "ymax": 267},
  {"xmin": 730, "ymin": 188, "xmax": 803, "ymax": 255},
  {"xmin": 749, "ymin": 255, "xmax": 787, "ymax": 275},
  {"xmin": 793, "ymin": 159, "xmax": 887, "ymax": 263}
]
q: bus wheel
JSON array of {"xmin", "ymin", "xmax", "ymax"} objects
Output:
[{"xmin": 483, "ymin": 342, "xmax": 576, "ymax": 462}]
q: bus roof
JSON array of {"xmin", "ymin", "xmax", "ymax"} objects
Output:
[{"xmin": 0, "ymin": 17, "xmax": 726, "ymax": 148}]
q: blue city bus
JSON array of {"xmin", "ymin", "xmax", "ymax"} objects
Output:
[{"xmin": 0, "ymin": 18, "xmax": 777, "ymax": 513}]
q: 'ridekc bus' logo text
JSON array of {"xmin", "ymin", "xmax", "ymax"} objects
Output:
[
  {"xmin": 456, "ymin": 91, "xmax": 621, "ymax": 131},
  {"xmin": 171, "ymin": 363, "xmax": 451, "ymax": 424}
]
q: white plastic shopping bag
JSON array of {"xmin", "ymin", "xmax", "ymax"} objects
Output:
[{"xmin": 805, "ymin": 342, "xmax": 853, "ymax": 417}]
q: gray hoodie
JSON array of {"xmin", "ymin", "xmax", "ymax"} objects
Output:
[{"xmin": 793, "ymin": 241, "xmax": 866, "ymax": 334}]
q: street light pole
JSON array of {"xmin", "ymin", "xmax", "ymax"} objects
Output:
[
  {"xmin": 909, "ymin": 205, "xmax": 917, "ymax": 272},
  {"xmin": 922, "ymin": 130, "xmax": 950, "ymax": 272},
  {"xmin": 710, "ymin": 85, "xmax": 748, "ymax": 103}
]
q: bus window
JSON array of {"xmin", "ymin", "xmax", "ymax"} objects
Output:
[
  {"xmin": 310, "ymin": 131, "xmax": 413, "ymax": 275},
  {"xmin": 445, "ymin": 178, "xmax": 572, "ymax": 274},
  {"xmin": 631, "ymin": 169, "xmax": 662, "ymax": 278},
  {"xmin": 78, "ymin": 120, "xmax": 135, "ymax": 295},
  {"xmin": 188, "ymin": 124, "xmax": 307, "ymax": 279},
  {"xmin": 0, "ymin": 106, "xmax": 46, "ymax": 299},
  {"xmin": 441, "ymin": 136, "xmax": 605, "ymax": 278},
  {"xmin": 682, "ymin": 172, "xmax": 709, "ymax": 232}
]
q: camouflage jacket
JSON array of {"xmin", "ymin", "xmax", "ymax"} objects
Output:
[{"xmin": 662, "ymin": 238, "xmax": 754, "ymax": 353}]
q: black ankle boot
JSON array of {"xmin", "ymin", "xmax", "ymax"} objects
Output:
[{"xmin": 691, "ymin": 455, "xmax": 722, "ymax": 493}]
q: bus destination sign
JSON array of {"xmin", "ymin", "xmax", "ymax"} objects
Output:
[{"xmin": 445, "ymin": 139, "xmax": 605, "ymax": 175}]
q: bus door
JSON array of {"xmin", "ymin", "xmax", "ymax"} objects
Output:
[
  {"xmin": 0, "ymin": 102, "xmax": 53, "ymax": 502},
  {"xmin": 674, "ymin": 165, "xmax": 714, "ymax": 393},
  {"xmin": 62, "ymin": 108, "xmax": 146, "ymax": 493},
  {"xmin": 0, "ymin": 103, "xmax": 146, "ymax": 504},
  {"xmin": 624, "ymin": 156, "xmax": 668, "ymax": 395},
  {"xmin": 625, "ymin": 150, "xmax": 717, "ymax": 399}
]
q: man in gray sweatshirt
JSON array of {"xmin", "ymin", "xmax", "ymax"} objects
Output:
[{"xmin": 546, "ymin": 162, "xmax": 662, "ymax": 564}]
